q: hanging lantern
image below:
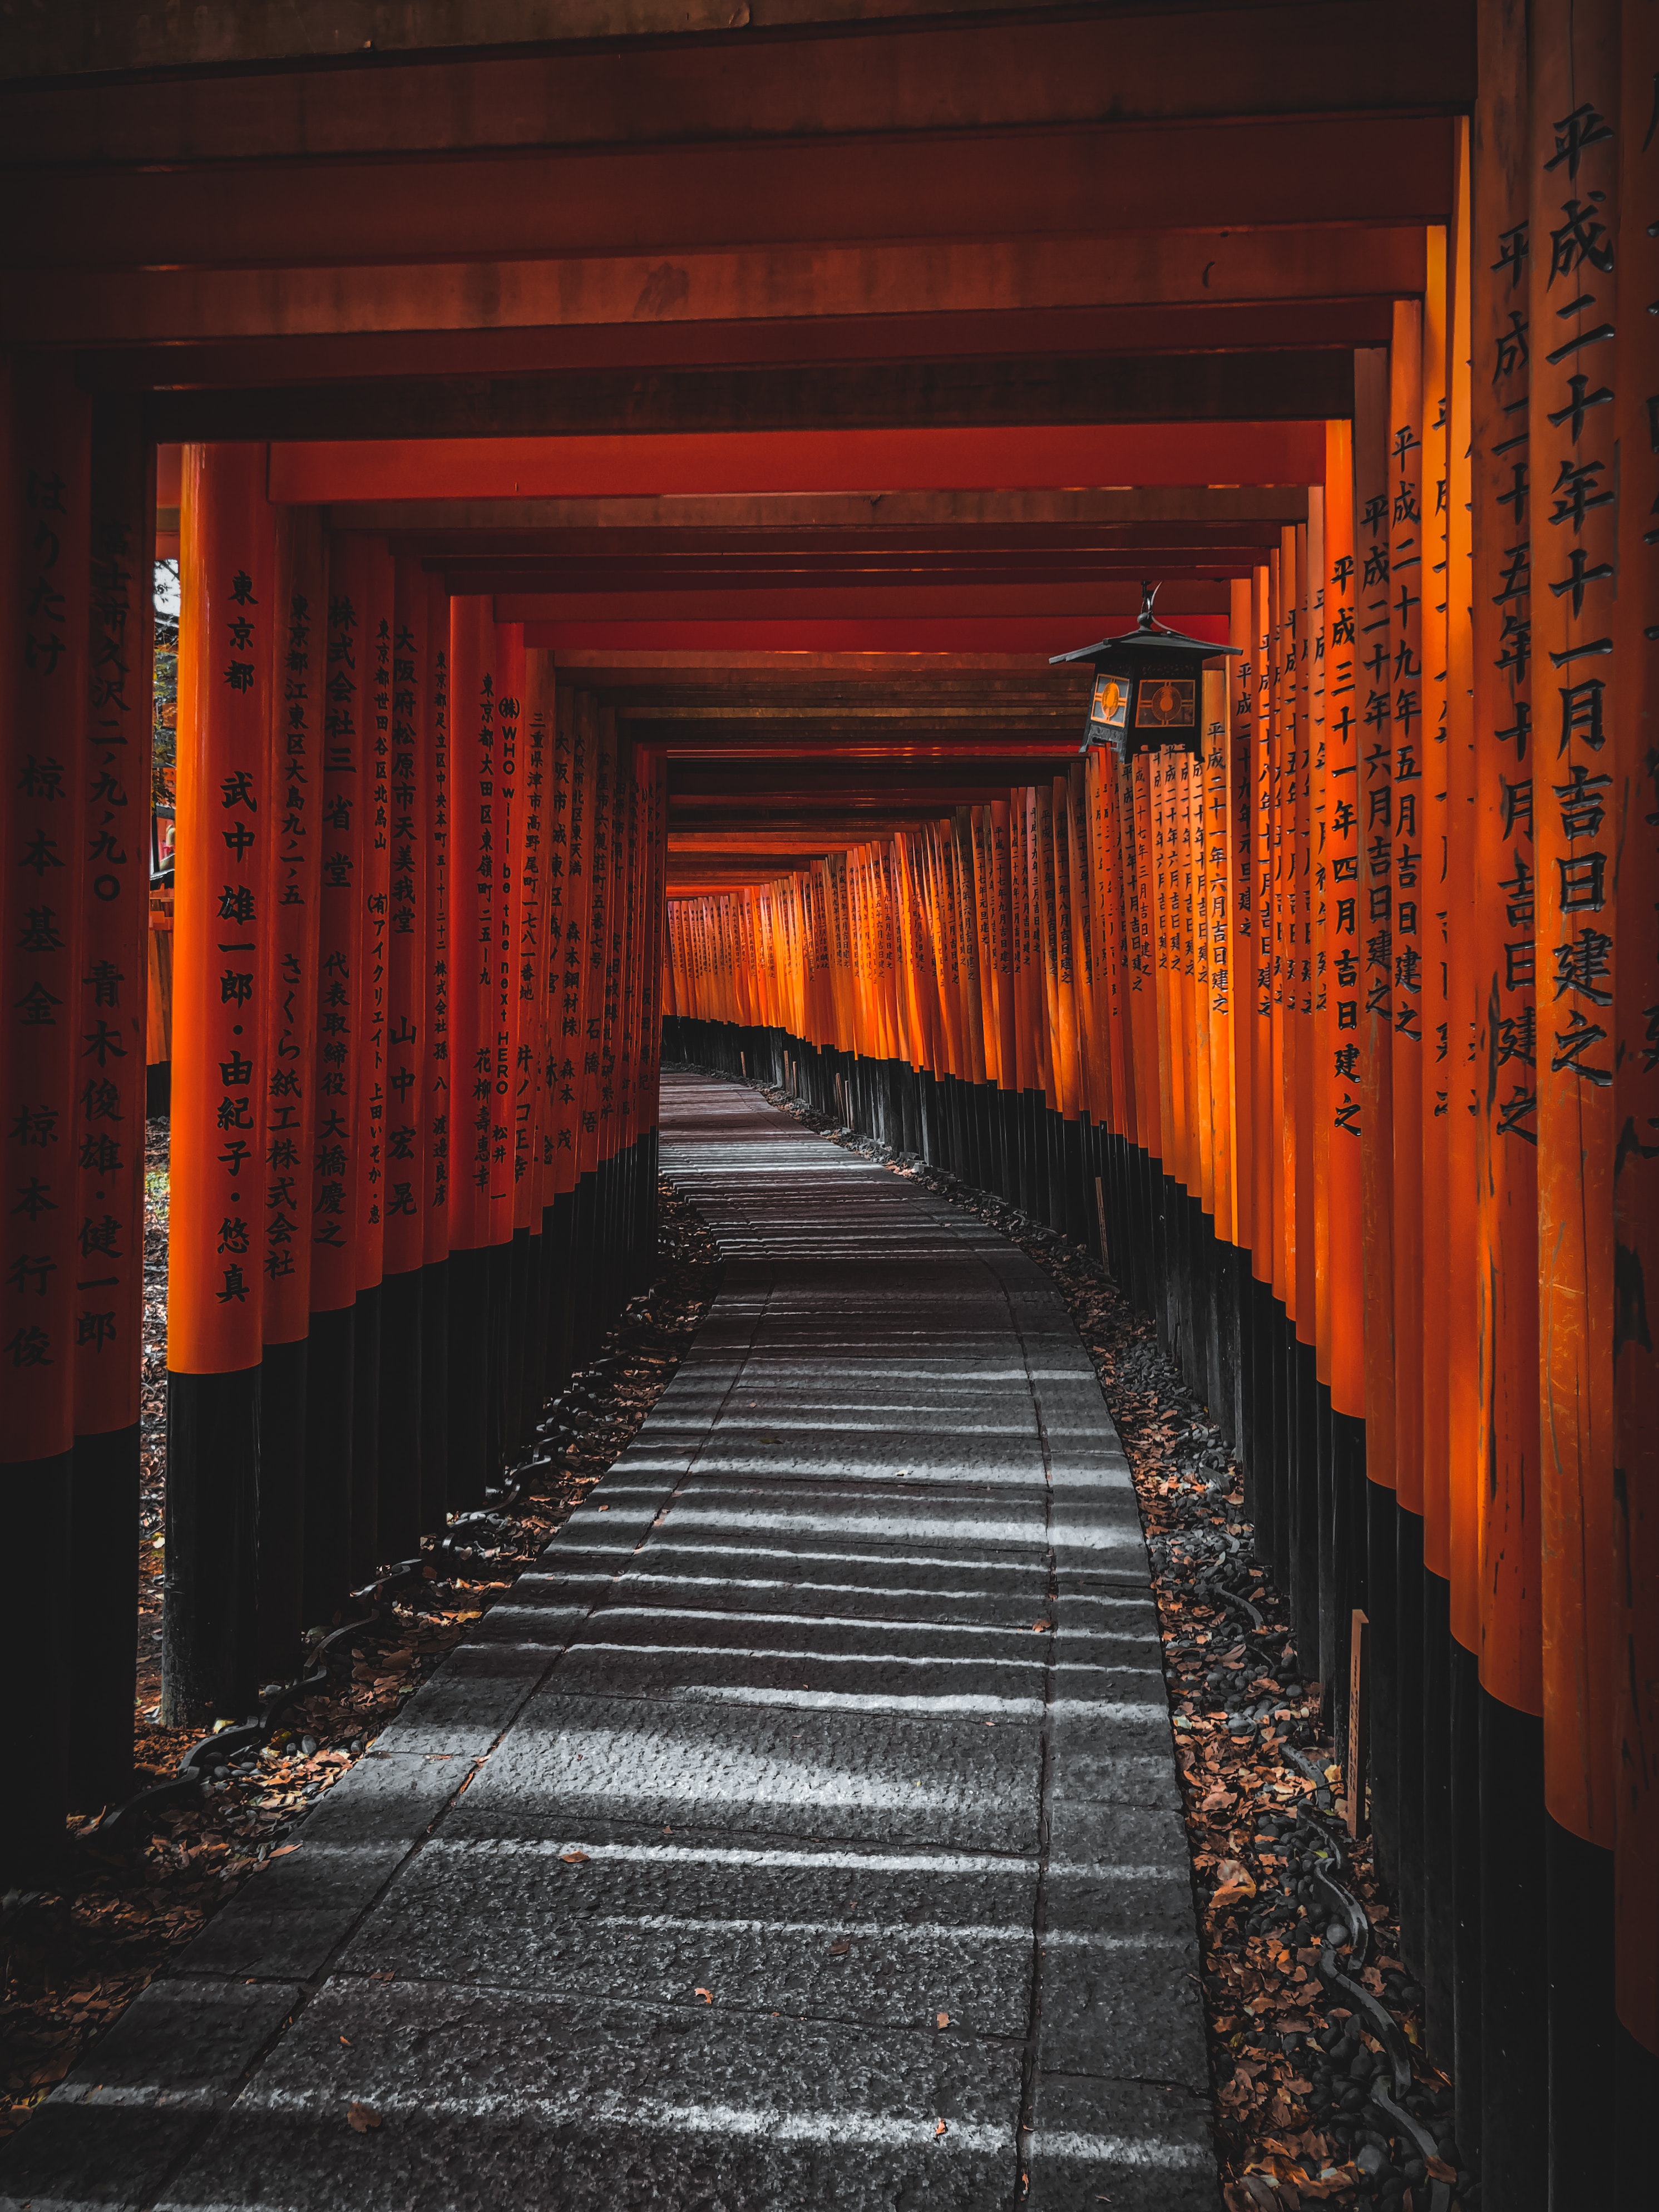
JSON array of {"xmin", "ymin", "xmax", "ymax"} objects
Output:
[{"xmin": 1052, "ymin": 582, "xmax": 1242, "ymax": 761}]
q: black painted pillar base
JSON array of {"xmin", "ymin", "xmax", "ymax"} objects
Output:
[
  {"xmin": 506, "ymin": 1225, "xmax": 531, "ymax": 1453},
  {"xmin": 544, "ymin": 1192, "xmax": 574, "ymax": 1398},
  {"xmin": 349, "ymin": 1281, "xmax": 382, "ymax": 1583},
  {"xmin": 1448, "ymin": 1635, "xmax": 1483, "ymax": 2172},
  {"xmin": 1250, "ymin": 1276, "xmax": 1278, "ymax": 1567},
  {"xmin": 1329, "ymin": 1409, "xmax": 1366, "ymax": 1757},
  {"xmin": 485, "ymin": 1237, "xmax": 514, "ymax": 1475},
  {"xmin": 1063, "ymin": 1116, "xmax": 1087, "ymax": 1246},
  {"xmin": 1478, "ymin": 1688, "xmax": 1547, "ymax": 2212},
  {"xmin": 446, "ymin": 1246, "xmax": 492, "ymax": 1513},
  {"xmin": 1614, "ymin": 2019, "xmax": 1659, "ymax": 2203},
  {"xmin": 1236, "ymin": 1261, "xmax": 1256, "ymax": 1516},
  {"xmin": 569, "ymin": 1174, "xmax": 597, "ymax": 1370},
  {"xmin": 302, "ymin": 1304, "xmax": 353, "ymax": 1623},
  {"xmin": 1420, "ymin": 1564, "xmax": 1454, "ymax": 2067},
  {"xmin": 999, "ymin": 1092, "xmax": 1020, "ymax": 1210},
  {"xmin": 376, "ymin": 1266, "xmax": 424, "ymax": 1561},
  {"xmin": 419, "ymin": 1257, "xmax": 450, "ymax": 1534},
  {"xmin": 4, "ymin": 1446, "xmax": 73, "ymax": 1877},
  {"xmin": 1291, "ymin": 1336, "xmax": 1320, "ymax": 1661},
  {"xmin": 1394, "ymin": 1503, "xmax": 1426, "ymax": 1977},
  {"xmin": 1314, "ymin": 1383, "xmax": 1336, "ymax": 1706},
  {"xmin": 1274, "ymin": 1300, "xmax": 1300, "ymax": 1583},
  {"xmin": 67, "ymin": 1421, "xmax": 141, "ymax": 1810},
  {"xmin": 1546, "ymin": 1815, "xmax": 1616, "ymax": 2207},
  {"xmin": 1223, "ymin": 1247, "xmax": 1247, "ymax": 1462},
  {"xmin": 522, "ymin": 1225, "xmax": 550, "ymax": 1431},
  {"xmin": 1366, "ymin": 1477, "xmax": 1400, "ymax": 1900},
  {"xmin": 1023, "ymin": 1090, "xmax": 1048, "ymax": 1219},
  {"xmin": 163, "ymin": 1365, "xmax": 260, "ymax": 1724},
  {"xmin": 254, "ymin": 1339, "xmax": 307, "ymax": 1685}
]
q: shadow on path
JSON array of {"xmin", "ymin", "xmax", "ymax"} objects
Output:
[{"xmin": 3, "ymin": 1074, "xmax": 1216, "ymax": 2212}]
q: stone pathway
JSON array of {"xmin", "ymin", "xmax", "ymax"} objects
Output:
[{"xmin": 6, "ymin": 1075, "xmax": 1217, "ymax": 2211}]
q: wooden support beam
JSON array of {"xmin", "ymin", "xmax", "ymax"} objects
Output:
[
  {"xmin": 413, "ymin": 526, "xmax": 1294, "ymax": 566},
  {"xmin": 668, "ymin": 763, "xmax": 1062, "ymax": 799},
  {"xmin": 271, "ymin": 426, "xmax": 1325, "ymax": 502},
  {"xmin": 670, "ymin": 823, "xmax": 959, "ymax": 849},
  {"xmin": 14, "ymin": 210, "xmax": 1427, "ymax": 347},
  {"xmin": 437, "ymin": 552, "xmax": 1271, "ymax": 587},
  {"xmin": 328, "ymin": 489, "xmax": 1314, "ymax": 534},
  {"xmin": 524, "ymin": 616, "xmax": 1235, "ymax": 654},
  {"xmin": 478, "ymin": 582, "xmax": 1239, "ymax": 622},
  {"xmin": 16, "ymin": 122, "xmax": 1445, "ymax": 274},
  {"xmin": 78, "ymin": 297, "xmax": 1400, "ymax": 392},
  {"xmin": 146, "ymin": 354, "xmax": 1351, "ymax": 447},
  {"xmin": 2, "ymin": 7, "xmax": 1475, "ymax": 163},
  {"xmin": 554, "ymin": 646, "xmax": 1114, "ymax": 677},
  {"xmin": 666, "ymin": 852, "xmax": 872, "ymax": 883},
  {"xmin": 643, "ymin": 733, "xmax": 1089, "ymax": 762}
]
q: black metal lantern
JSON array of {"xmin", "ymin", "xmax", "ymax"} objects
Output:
[{"xmin": 1051, "ymin": 582, "xmax": 1242, "ymax": 762}]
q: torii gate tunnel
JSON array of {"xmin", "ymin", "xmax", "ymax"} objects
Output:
[{"xmin": 1, "ymin": 2, "xmax": 1656, "ymax": 2206}]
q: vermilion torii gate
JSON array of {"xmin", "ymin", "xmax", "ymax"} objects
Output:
[{"xmin": 1, "ymin": 2, "xmax": 1656, "ymax": 2205}]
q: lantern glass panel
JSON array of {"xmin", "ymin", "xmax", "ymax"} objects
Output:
[{"xmin": 1090, "ymin": 674, "xmax": 1130, "ymax": 732}]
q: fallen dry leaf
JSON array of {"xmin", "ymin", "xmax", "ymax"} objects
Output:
[
  {"xmin": 1426, "ymin": 2154, "xmax": 1456, "ymax": 2181},
  {"xmin": 936, "ymin": 2011, "xmax": 950, "ymax": 2028},
  {"xmin": 934, "ymin": 2120, "xmax": 947, "ymax": 2139},
  {"xmin": 345, "ymin": 2102, "xmax": 381, "ymax": 2133},
  {"xmin": 1211, "ymin": 1857, "xmax": 1257, "ymax": 1910},
  {"xmin": 1199, "ymin": 1785, "xmax": 1237, "ymax": 1814},
  {"xmin": 694, "ymin": 1987, "xmax": 714, "ymax": 2003},
  {"xmin": 1032, "ymin": 1620, "xmax": 1051, "ymax": 1633},
  {"xmin": 560, "ymin": 1850, "xmax": 590, "ymax": 1865}
]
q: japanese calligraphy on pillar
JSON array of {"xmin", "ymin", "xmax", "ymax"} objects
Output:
[
  {"xmin": 73, "ymin": 412, "xmax": 149, "ymax": 1431},
  {"xmin": 383, "ymin": 559, "xmax": 428, "ymax": 1271},
  {"xmin": 4, "ymin": 369, "xmax": 89, "ymax": 1442},
  {"xmin": 1227, "ymin": 577, "xmax": 1255, "ymax": 1247},
  {"xmin": 261, "ymin": 508, "xmax": 321, "ymax": 1341},
  {"xmin": 1470, "ymin": 0, "xmax": 1541, "ymax": 1717},
  {"xmin": 170, "ymin": 445, "xmax": 274, "ymax": 1374},
  {"xmin": 581, "ymin": 713, "xmax": 614, "ymax": 1172},
  {"xmin": 553, "ymin": 692, "xmax": 591, "ymax": 1180},
  {"xmin": 357, "ymin": 574, "xmax": 392, "ymax": 1278},
  {"xmin": 1323, "ymin": 421, "xmax": 1364, "ymax": 1413},
  {"xmin": 426, "ymin": 580, "xmax": 449, "ymax": 1236},
  {"xmin": 1354, "ymin": 343, "xmax": 1398, "ymax": 1487},
  {"xmin": 1390, "ymin": 300, "xmax": 1428, "ymax": 1512},
  {"xmin": 1529, "ymin": 0, "xmax": 1619, "ymax": 1851},
  {"xmin": 1613, "ymin": 0, "xmax": 1659, "ymax": 2056},
  {"xmin": 491, "ymin": 629, "xmax": 522, "ymax": 1223},
  {"xmin": 517, "ymin": 658, "xmax": 550, "ymax": 1214},
  {"xmin": 309, "ymin": 554, "xmax": 362, "ymax": 1310}
]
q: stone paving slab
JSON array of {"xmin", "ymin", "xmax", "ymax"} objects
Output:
[
  {"xmin": 441, "ymin": 1692, "xmax": 1048, "ymax": 1850},
  {"xmin": 3, "ymin": 1074, "xmax": 1217, "ymax": 2210},
  {"xmin": 333, "ymin": 1832, "xmax": 1040, "ymax": 2035},
  {"xmin": 153, "ymin": 1981, "xmax": 1028, "ymax": 2212}
]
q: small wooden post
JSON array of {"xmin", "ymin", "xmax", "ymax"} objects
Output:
[
  {"xmin": 1094, "ymin": 1172, "xmax": 1111, "ymax": 1275},
  {"xmin": 1347, "ymin": 1606, "xmax": 1370, "ymax": 1838}
]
